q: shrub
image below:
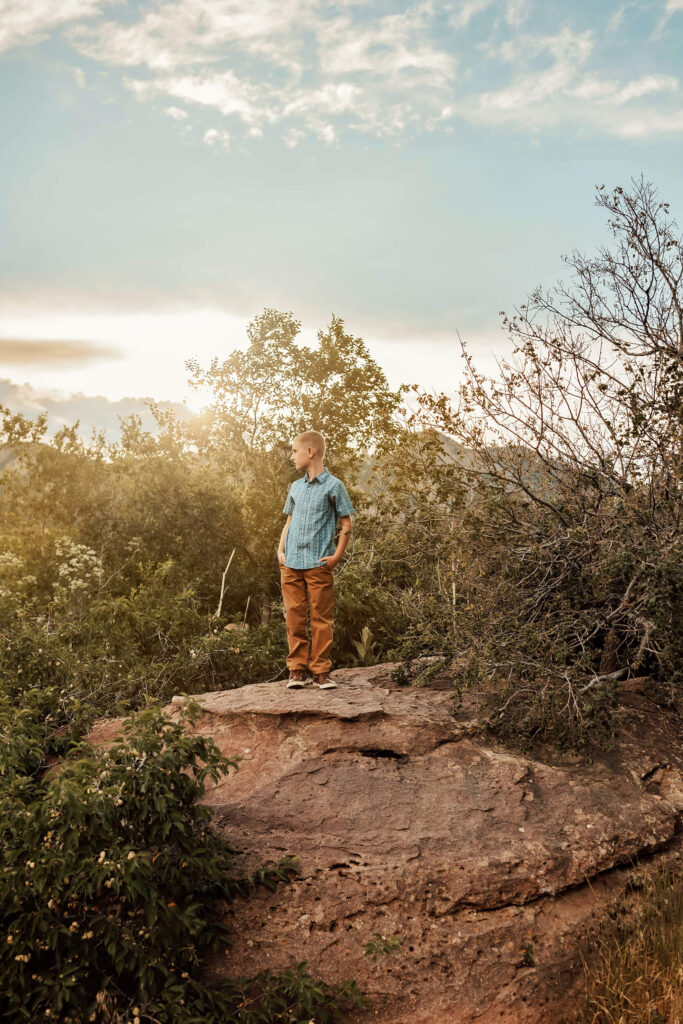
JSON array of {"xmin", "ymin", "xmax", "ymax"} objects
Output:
[
  {"xmin": 399, "ymin": 179, "xmax": 683, "ymax": 749},
  {"xmin": 0, "ymin": 690, "xmax": 363, "ymax": 1024},
  {"xmin": 0, "ymin": 590, "xmax": 289, "ymax": 716}
]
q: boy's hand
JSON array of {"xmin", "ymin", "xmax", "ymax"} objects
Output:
[
  {"xmin": 277, "ymin": 550, "xmax": 287, "ymax": 566},
  {"xmin": 317, "ymin": 556, "xmax": 339, "ymax": 568}
]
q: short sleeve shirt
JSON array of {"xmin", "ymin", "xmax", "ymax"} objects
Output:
[{"xmin": 282, "ymin": 467, "xmax": 354, "ymax": 569}]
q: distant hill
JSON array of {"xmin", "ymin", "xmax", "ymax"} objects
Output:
[{"xmin": 0, "ymin": 377, "xmax": 195, "ymax": 449}]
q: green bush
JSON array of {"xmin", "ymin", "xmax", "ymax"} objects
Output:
[
  {"xmin": 0, "ymin": 594, "xmax": 289, "ymax": 716},
  {"xmin": 0, "ymin": 690, "xmax": 363, "ymax": 1024}
]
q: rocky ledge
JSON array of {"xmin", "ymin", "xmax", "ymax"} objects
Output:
[{"xmin": 89, "ymin": 663, "xmax": 683, "ymax": 1023}]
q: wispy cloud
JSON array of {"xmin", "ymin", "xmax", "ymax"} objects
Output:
[
  {"xmin": 67, "ymin": 0, "xmax": 314, "ymax": 72},
  {"xmin": 165, "ymin": 105, "xmax": 188, "ymax": 119},
  {"xmin": 456, "ymin": 26, "xmax": 683, "ymax": 137},
  {"xmin": 3, "ymin": 0, "xmax": 683, "ymax": 143},
  {"xmin": 127, "ymin": 70, "xmax": 271, "ymax": 131},
  {"xmin": 0, "ymin": 339, "xmax": 123, "ymax": 367},
  {"xmin": 114, "ymin": 0, "xmax": 459, "ymax": 142},
  {"xmin": 0, "ymin": 0, "xmax": 111, "ymax": 54},
  {"xmin": 203, "ymin": 126, "xmax": 231, "ymax": 148},
  {"xmin": 607, "ymin": 2, "xmax": 637, "ymax": 32},
  {"xmin": 317, "ymin": 4, "xmax": 456, "ymax": 84},
  {"xmin": 448, "ymin": 0, "xmax": 529, "ymax": 29}
]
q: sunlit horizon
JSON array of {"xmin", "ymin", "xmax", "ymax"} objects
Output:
[{"xmin": 0, "ymin": 303, "xmax": 507, "ymax": 414}]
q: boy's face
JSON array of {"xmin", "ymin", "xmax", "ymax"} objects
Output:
[{"xmin": 290, "ymin": 440, "xmax": 314, "ymax": 470}]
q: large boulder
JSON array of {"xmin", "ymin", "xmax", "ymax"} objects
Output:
[{"xmin": 87, "ymin": 664, "xmax": 682, "ymax": 1022}]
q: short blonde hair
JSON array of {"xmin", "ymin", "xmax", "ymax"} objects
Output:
[{"xmin": 294, "ymin": 430, "xmax": 326, "ymax": 457}]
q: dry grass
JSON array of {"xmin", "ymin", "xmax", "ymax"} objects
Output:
[{"xmin": 577, "ymin": 861, "xmax": 683, "ymax": 1024}]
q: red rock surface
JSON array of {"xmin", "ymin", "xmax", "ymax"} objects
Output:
[{"xmin": 87, "ymin": 664, "xmax": 682, "ymax": 1022}]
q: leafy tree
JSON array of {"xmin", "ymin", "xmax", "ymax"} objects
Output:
[
  {"xmin": 185, "ymin": 308, "xmax": 406, "ymax": 470},
  {"xmin": 184, "ymin": 310, "xmax": 407, "ymax": 610}
]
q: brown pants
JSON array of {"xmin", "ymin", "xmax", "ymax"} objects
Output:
[{"xmin": 280, "ymin": 564, "xmax": 334, "ymax": 674}]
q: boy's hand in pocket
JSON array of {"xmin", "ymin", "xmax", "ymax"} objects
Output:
[{"xmin": 317, "ymin": 555, "xmax": 338, "ymax": 568}]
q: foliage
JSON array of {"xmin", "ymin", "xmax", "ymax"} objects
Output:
[
  {"xmin": 184, "ymin": 309, "xmax": 406, "ymax": 602},
  {"xmin": 0, "ymin": 577, "xmax": 289, "ymax": 716},
  {"xmin": 0, "ymin": 309, "xmax": 408, "ymax": 716},
  {"xmin": 0, "ymin": 691, "xmax": 363, "ymax": 1024},
  {"xmin": 391, "ymin": 178, "xmax": 683, "ymax": 748},
  {"xmin": 1, "ymin": 191, "xmax": 682, "ymax": 763},
  {"xmin": 351, "ymin": 626, "xmax": 379, "ymax": 666},
  {"xmin": 184, "ymin": 309, "xmax": 406, "ymax": 477},
  {"xmin": 363, "ymin": 933, "xmax": 403, "ymax": 960},
  {"xmin": 576, "ymin": 862, "xmax": 682, "ymax": 1024},
  {"xmin": 521, "ymin": 941, "xmax": 537, "ymax": 968}
]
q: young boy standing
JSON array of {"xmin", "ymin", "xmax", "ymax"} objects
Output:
[{"xmin": 277, "ymin": 430, "xmax": 354, "ymax": 690}]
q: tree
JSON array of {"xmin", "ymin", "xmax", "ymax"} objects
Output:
[
  {"xmin": 185, "ymin": 309, "xmax": 407, "ymax": 617},
  {"xmin": 408, "ymin": 178, "xmax": 683, "ymax": 747},
  {"xmin": 185, "ymin": 308, "xmax": 406, "ymax": 469}
]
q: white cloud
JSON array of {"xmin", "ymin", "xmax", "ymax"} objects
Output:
[
  {"xmin": 284, "ymin": 127, "xmax": 306, "ymax": 148},
  {"xmin": 6, "ymin": 0, "xmax": 682, "ymax": 144},
  {"xmin": 469, "ymin": 29, "xmax": 593, "ymax": 123},
  {"xmin": 318, "ymin": 4, "xmax": 456, "ymax": 86},
  {"xmin": 449, "ymin": 0, "xmax": 494, "ymax": 29},
  {"xmin": 0, "ymin": 0, "xmax": 109, "ymax": 54},
  {"xmin": 203, "ymin": 127, "xmax": 231, "ymax": 148},
  {"xmin": 68, "ymin": 0, "xmax": 314, "ymax": 72},
  {"xmin": 127, "ymin": 70, "xmax": 274, "ymax": 129},
  {"xmin": 504, "ymin": 0, "xmax": 530, "ymax": 26},
  {"xmin": 121, "ymin": 0, "xmax": 458, "ymax": 142},
  {"xmin": 610, "ymin": 74, "xmax": 678, "ymax": 103},
  {"xmin": 281, "ymin": 81, "xmax": 360, "ymax": 119},
  {"xmin": 610, "ymin": 107, "xmax": 683, "ymax": 137},
  {"xmin": 456, "ymin": 27, "xmax": 683, "ymax": 137},
  {"xmin": 607, "ymin": 2, "xmax": 636, "ymax": 32},
  {"xmin": 448, "ymin": 0, "xmax": 528, "ymax": 29},
  {"xmin": 81, "ymin": 0, "xmax": 459, "ymax": 140}
]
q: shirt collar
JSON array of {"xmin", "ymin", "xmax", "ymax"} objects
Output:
[{"xmin": 305, "ymin": 467, "xmax": 329, "ymax": 484}]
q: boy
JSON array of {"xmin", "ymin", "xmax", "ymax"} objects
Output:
[{"xmin": 277, "ymin": 430, "xmax": 354, "ymax": 690}]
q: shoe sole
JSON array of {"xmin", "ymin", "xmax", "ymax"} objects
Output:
[
  {"xmin": 316, "ymin": 682, "xmax": 338, "ymax": 690},
  {"xmin": 286, "ymin": 680, "xmax": 311, "ymax": 689}
]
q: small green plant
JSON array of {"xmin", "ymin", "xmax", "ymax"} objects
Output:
[
  {"xmin": 390, "ymin": 661, "xmax": 412, "ymax": 685},
  {"xmin": 352, "ymin": 625, "xmax": 379, "ymax": 666},
  {"xmin": 521, "ymin": 940, "xmax": 537, "ymax": 967},
  {"xmin": 364, "ymin": 933, "xmax": 403, "ymax": 961}
]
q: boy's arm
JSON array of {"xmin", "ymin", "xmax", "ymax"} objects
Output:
[
  {"xmin": 319, "ymin": 515, "xmax": 352, "ymax": 568},
  {"xmin": 277, "ymin": 515, "xmax": 292, "ymax": 565}
]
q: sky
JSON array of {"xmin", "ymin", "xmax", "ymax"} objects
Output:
[{"xmin": 1, "ymin": 0, "xmax": 683, "ymax": 439}]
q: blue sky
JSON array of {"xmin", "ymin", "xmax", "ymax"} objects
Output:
[{"xmin": 1, "ymin": 0, "xmax": 682, "ymax": 437}]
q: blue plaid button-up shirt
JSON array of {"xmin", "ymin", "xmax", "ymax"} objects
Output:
[{"xmin": 282, "ymin": 467, "xmax": 355, "ymax": 569}]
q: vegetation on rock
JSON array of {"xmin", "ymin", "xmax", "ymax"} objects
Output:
[{"xmin": 0, "ymin": 689, "xmax": 363, "ymax": 1023}]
